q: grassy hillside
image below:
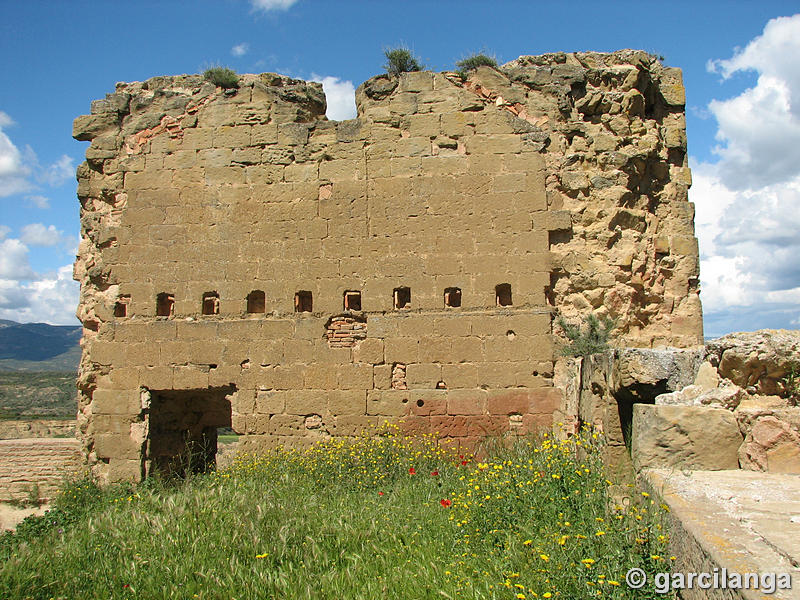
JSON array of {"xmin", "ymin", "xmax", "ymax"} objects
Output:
[
  {"xmin": 0, "ymin": 372, "xmax": 77, "ymax": 420},
  {"xmin": 0, "ymin": 428, "xmax": 672, "ymax": 599}
]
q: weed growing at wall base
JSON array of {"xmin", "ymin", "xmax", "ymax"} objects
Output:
[{"xmin": 0, "ymin": 425, "xmax": 673, "ymax": 599}]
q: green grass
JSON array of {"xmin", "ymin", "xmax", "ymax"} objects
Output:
[{"xmin": 0, "ymin": 426, "xmax": 674, "ymax": 599}]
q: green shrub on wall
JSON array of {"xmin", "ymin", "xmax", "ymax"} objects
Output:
[
  {"xmin": 203, "ymin": 66, "xmax": 239, "ymax": 89},
  {"xmin": 383, "ymin": 47, "xmax": 423, "ymax": 77},
  {"xmin": 455, "ymin": 53, "xmax": 498, "ymax": 79},
  {"xmin": 557, "ymin": 314, "xmax": 615, "ymax": 357}
]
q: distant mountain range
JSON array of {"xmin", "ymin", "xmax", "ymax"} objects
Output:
[{"xmin": 0, "ymin": 320, "xmax": 82, "ymax": 372}]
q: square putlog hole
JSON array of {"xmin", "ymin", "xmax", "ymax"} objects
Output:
[
  {"xmin": 343, "ymin": 290, "xmax": 362, "ymax": 311},
  {"xmin": 444, "ymin": 287, "xmax": 462, "ymax": 308},
  {"xmin": 202, "ymin": 292, "xmax": 220, "ymax": 315},
  {"xmin": 393, "ymin": 287, "xmax": 411, "ymax": 310},
  {"xmin": 496, "ymin": 283, "xmax": 512, "ymax": 307},
  {"xmin": 295, "ymin": 290, "xmax": 313, "ymax": 313}
]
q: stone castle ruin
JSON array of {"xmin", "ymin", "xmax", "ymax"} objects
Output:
[{"xmin": 72, "ymin": 50, "xmax": 703, "ymax": 482}]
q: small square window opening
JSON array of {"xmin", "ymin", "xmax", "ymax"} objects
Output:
[
  {"xmin": 344, "ymin": 290, "xmax": 362, "ymax": 311},
  {"xmin": 247, "ymin": 290, "xmax": 266, "ymax": 314},
  {"xmin": 156, "ymin": 293, "xmax": 175, "ymax": 317},
  {"xmin": 202, "ymin": 292, "xmax": 220, "ymax": 315},
  {"xmin": 496, "ymin": 283, "xmax": 512, "ymax": 307},
  {"xmin": 444, "ymin": 287, "xmax": 462, "ymax": 308},
  {"xmin": 114, "ymin": 295, "xmax": 130, "ymax": 318},
  {"xmin": 295, "ymin": 290, "xmax": 313, "ymax": 313},
  {"xmin": 393, "ymin": 287, "xmax": 411, "ymax": 310}
]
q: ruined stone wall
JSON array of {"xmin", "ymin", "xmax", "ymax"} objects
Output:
[
  {"xmin": 0, "ymin": 419, "xmax": 76, "ymax": 440},
  {"xmin": 73, "ymin": 50, "xmax": 702, "ymax": 481},
  {"xmin": 0, "ymin": 439, "xmax": 82, "ymax": 502}
]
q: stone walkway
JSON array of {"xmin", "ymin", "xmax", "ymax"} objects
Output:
[{"xmin": 643, "ymin": 469, "xmax": 800, "ymax": 599}]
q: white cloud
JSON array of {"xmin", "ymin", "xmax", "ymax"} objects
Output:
[
  {"xmin": 311, "ymin": 75, "xmax": 357, "ymax": 121},
  {"xmin": 0, "ymin": 239, "xmax": 36, "ymax": 280},
  {"xmin": 0, "ymin": 225, "xmax": 9, "ymax": 240},
  {"xmin": 690, "ymin": 14, "xmax": 800, "ymax": 335},
  {"xmin": 27, "ymin": 195, "xmax": 50, "ymax": 209},
  {"xmin": 0, "ymin": 111, "xmax": 32, "ymax": 197},
  {"xmin": 706, "ymin": 14, "xmax": 800, "ymax": 190},
  {"xmin": 251, "ymin": 0, "xmax": 298, "ymax": 12},
  {"xmin": 0, "ymin": 229, "xmax": 78, "ymax": 324},
  {"xmin": 19, "ymin": 223, "xmax": 65, "ymax": 247},
  {"xmin": 231, "ymin": 43, "xmax": 250, "ymax": 57},
  {"xmin": 0, "ymin": 265, "xmax": 78, "ymax": 325},
  {"xmin": 0, "ymin": 111, "xmax": 76, "ymax": 198},
  {"xmin": 38, "ymin": 154, "xmax": 74, "ymax": 187}
]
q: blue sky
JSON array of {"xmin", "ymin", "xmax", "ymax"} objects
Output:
[{"xmin": 1, "ymin": 0, "xmax": 799, "ymax": 338}]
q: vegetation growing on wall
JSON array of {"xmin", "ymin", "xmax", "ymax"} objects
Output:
[
  {"xmin": 455, "ymin": 53, "xmax": 498, "ymax": 79},
  {"xmin": 383, "ymin": 46, "xmax": 423, "ymax": 77},
  {"xmin": 557, "ymin": 314, "xmax": 616, "ymax": 357},
  {"xmin": 203, "ymin": 66, "xmax": 239, "ymax": 89}
]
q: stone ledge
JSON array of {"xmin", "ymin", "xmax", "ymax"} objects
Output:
[{"xmin": 640, "ymin": 469, "xmax": 800, "ymax": 600}]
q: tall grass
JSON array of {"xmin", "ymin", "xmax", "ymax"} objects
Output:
[{"xmin": 0, "ymin": 425, "xmax": 673, "ymax": 599}]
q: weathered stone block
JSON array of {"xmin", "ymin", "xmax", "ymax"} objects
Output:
[
  {"xmin": 366, "ymin": 390, "xmax": 409, "ymax": 417},
  {"xmin": 447, "ymin": 389, "xmax": 487, "ymax": 415},
  {"xmin": 631, "ymin": 404, "xmax": 743, "ymax": 471},
  {"xmin": 353, "ymin": 338, "xmax": 384, "ymax": 365},
  {"xmin": 328, "ymin": 390, "xmax": 367, "ymax": 416}
]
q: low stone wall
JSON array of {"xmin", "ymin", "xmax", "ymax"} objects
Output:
[
  {"xmin": 0, "ymin": 438, "xmax": 83, "ymax": 502},
  {"xmin": 0, "ymin": 419, "xmax": 76, "ymax": 440}
]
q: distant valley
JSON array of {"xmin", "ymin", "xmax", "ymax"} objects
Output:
[
  {"xmin": 0, "ymin": 321, "xmax": 80, "ymax": 420},
  {"xmin": 0, "ymin": 320, "xmax": 81, "ymax": 372}
]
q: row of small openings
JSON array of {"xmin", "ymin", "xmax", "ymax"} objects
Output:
[
  {"xmin": 114, "ymin": 291, "xmax": 267, "ymax": 318},
  {"xmin": 294, "ymin": 284, "xmax": 512, "ymax": 313},
  {"xmin": 115, "ymin": 285, "xmax": 513, "ymax": 317}
]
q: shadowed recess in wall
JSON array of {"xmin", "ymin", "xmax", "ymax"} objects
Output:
[{"xmin": 144, "ymin": 386, "xmax": 235, "ymax": 478}]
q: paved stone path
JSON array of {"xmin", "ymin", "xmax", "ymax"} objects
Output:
[{"xmin": 643, "ymin": 469, "xmax": 800, "ymax": 599}]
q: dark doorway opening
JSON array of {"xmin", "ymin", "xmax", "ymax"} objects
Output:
[
  {"xmin": 614, "ymin": 382, "xmax": 666, "ymax": 452},
  {"xmin": 144, "ymin": 386, "xmax": 235, "ymax": 478}
]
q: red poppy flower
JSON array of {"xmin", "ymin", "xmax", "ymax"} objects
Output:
[
  {"xmin": 440, "ymin": 499, "xmax": 452, "ymax": 508},
  {"xmin": 378, "ymin": 491, "xmax": 384, "ymax": 496},
  {"xmin": 461, "ymin": 460, "xmax": 468, "ymax": 466},
  {"xmin": 408, "ymin": 467, "xmax": 416, "ymax": 475},
  {"xmin": 431, "ymin": 470, "xmax": 439, "ymax": 476}
]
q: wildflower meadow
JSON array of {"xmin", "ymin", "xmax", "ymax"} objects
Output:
[{"xmin": 0, "ymin": 425, "xmax": 674, "ymax": 599}]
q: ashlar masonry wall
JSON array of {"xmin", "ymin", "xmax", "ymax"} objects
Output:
[{"xmin": 73, "ymin": 50, "xmax": 703, "ymax": 481}]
